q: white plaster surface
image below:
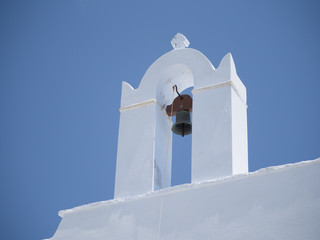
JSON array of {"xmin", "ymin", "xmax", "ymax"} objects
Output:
[
  {"xmin": 115, "ymin": 103, "xmax": 156, "ymax": 198},
  {"xmin": 192, "ymin": 86, "xmax": 233, "ymax": 181},
  {"xmin": 120, "ymin": 49, "xmax": 246, "ymax": 109},
  {"xmin": 114, "ymin": 102, "xmax": 172, "ymax": 199},
  {"xmin": 231, "ymin": 87, "xmax": 248, "ymax": 174},
  {"xmin": 154, "ymin": 106, "xmax": 172, "ymax": 190},
  {"xmin": 120, "ymin": 48, "xmax": 216, "ymax": 108},
  {"xmin": 170, "ymin": 33, "xmax": 190, "ymax": 49},
  {"xmin": 48, "ymin": 158, "xmax": 320, "ymax": 240},
  {"xmin": 116, "ymin": 41, "xmax": 248, "ymax": 198}
]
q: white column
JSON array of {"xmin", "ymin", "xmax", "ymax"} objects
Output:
[
  {"xmin": 114, "ymin": 98, "xmax": 172, "ymax": 199},
  {"xmin": 191, "ymin": 53, "xmax": 248, "ymax": 182}
]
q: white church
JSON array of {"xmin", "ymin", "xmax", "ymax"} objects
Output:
[{"xmin": 48, "ymin": 33, "xmax": 320, "ymax": 240}]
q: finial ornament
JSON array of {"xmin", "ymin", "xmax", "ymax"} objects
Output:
[{"xmin": 171, "ymin": 33, "xmax": 190, "ymax": 50}]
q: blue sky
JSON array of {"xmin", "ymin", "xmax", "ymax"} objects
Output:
[{"xmin": 1, "ymin": 0, "xmax": 319, "ymax": 239}]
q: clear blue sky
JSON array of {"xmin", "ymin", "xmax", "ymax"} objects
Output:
[{"xmin": 1, "ymin": 0, "xmax": 319, "ymax": 239}]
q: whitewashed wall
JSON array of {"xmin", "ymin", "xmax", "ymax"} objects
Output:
[
  {"xmin": 49, "ymin": 159, "xmax": 320, "ymax": 240},
  {"xmin": 115, "ymin": 46, "xmax": 248, "ymax": 198}
]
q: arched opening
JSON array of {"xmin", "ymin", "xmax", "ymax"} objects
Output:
[{"xmin": 171, "ymin": 86, "xmax": 193, "ymax": 186}]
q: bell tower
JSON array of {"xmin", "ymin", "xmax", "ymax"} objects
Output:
[{"xmin": 114, "ymin": 33, "xmax": 248, "ymax": 199}]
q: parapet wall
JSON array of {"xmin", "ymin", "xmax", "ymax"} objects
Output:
[{"xmin": 49, "ymin": 158, "xmax": 320, "ymax": 240}]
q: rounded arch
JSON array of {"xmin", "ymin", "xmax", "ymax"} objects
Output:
[{"xmin": 121, "ymin": 48, "xmax": 216, "ymax": 108}]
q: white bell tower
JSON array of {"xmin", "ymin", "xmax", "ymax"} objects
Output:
[
  {"xmin": 114, "ymin": 33, "xmax": 248, "ymax": 199},
  {"xmin": 49, "ymin": 34, "xmax": 319, "ymax": 240}
]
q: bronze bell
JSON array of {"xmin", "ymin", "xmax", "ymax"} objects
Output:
[
  {"xmin": 171, "ymin": 110, "xmax": 192, "ymax": 137},
  {"xmin": 166, "ymin": 87, "xmax": 193, "ymax": 137}
]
